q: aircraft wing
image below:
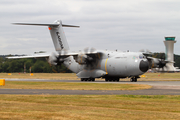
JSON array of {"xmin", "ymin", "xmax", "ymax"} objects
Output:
[
  {"xmin": 6, "ymin": 52, "xmax": 93, "ymax": 59},
  {"xmin": 147, "ymin": 56, "xmax": 171, "ymax": 63},
  {"xmin": 6, "ymin": 53, "xmax": 51, "ymax": 59},
  {"xmin": 6, "ymin": 51, "xmax": 102, "ymax": 67},
  {"xmin": 71, "ymin": 51, "xmax": 102, "ymax": 65},
  {"xmin": 6, "ymin": 52, "xmax": 86, "ymax": 59}
]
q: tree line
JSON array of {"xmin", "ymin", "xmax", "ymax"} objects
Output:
[
  {"xmin": 0, "ymin": 53, "xmax": 180, "ymax": 73},
  {"xmin": 0, "ymin": 55, "xmax": 72, "ymax": 73}
]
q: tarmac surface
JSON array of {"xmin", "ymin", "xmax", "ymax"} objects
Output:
[{"xmin": 1, "ymin": 79, "xmax": 180, "ymax": 95}]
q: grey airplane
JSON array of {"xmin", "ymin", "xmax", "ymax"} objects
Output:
[{"xmin": 7, "ymin": 20, "xmax": 169, "ymax": 82}]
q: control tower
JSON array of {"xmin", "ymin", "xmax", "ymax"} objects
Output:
[{"xmin": 164, "ymin": 36, "xmax": 177, "ymax": 72}]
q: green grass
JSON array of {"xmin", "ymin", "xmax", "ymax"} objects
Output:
[
  {"xmin": 0, "ymin": 95, "xmax": 180, "ymax": 120},
  {"xmin": 0, "ymin": 81, "xmax": 151, "ymax": 90}
]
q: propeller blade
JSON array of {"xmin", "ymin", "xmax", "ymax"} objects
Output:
[
  {"xmin": 90, "ymin": 48, "xmax": 96, "ymax": 53},
  {"xmin": 48, "ymin": 52, "xmax": 58, "ymax": 65},
  {"xmin": 84, "ymin": 47, "xmax": 89, "ymax": 54},
  {"xmin": 48, "ymin": 50, "xmax": 68, "ymax": 66},
  {"xmin": 139, "ymin": 49, "xmax": 145, "ymax": 52}
]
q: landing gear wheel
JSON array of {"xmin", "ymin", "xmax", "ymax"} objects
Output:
[
  {"xmin": 115, "ymin": 78, "xmax": 119, "ymax": 82},
  {"xmin": 109, "ymin": 79, "xmax": 112, "ymax": 82},
  {"xmin": 105, "ymin": 78, "xmax": 110, "ymax": 82},
  {"xmin": 113, "ymin": 78, "xmax": 118, "ymax": 82},
  {"xmin": 105, "ymin": 78, "xmax": 119, "ymax": 82},
  {"xmin": 130, "ymin": 77, "xmax": 137, "ymax": 82},
  {"xmin": 81, "ymin": 78, "xmax": 95, "ymax": 82}
]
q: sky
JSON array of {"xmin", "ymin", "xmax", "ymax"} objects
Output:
[{"xmin": 0, "ymin": 0, "xmax": 180, "ymax": 55}]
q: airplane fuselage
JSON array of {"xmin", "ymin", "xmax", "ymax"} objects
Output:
[{"xmin": 64, "ymin": 50, "xmax": 149, "ymax": 81}]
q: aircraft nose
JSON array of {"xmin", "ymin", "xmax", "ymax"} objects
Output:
[{"xmin": 139, "ymin": 60, "xmax": 149, "ymax": 72}]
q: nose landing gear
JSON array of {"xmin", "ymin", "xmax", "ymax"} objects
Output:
[{"xmin": 130, "ymin": 76, "xmax": 139, "ymax": 82}]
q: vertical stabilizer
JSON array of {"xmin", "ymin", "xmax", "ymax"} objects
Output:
[
  {"xmin": 49, "ymin": 20, "xmax": 69, "ymax": 51},
  {"xmin": 13, "ymin": 20, "xmax": 79, "ymax": 52}
]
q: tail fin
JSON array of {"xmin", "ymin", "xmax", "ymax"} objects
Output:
[{"xmin": 13, "ymin": 20, "xmax": 79, "ymax": 52}]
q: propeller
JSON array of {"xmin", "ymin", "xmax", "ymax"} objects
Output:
[
  {"xmin": 140, "ymin": 49, "xmax": 153, "ymax": 57},
  {"xmin": 140, "ymin": 49, "xmax": 172, "ymax": 73},
  {"xmin": 48, "ymin": 50, "xmax": 68, "ymax": 66},
  {"xmin": 156, "ymin": 53, "xmax": 168, "ymax": 72},
  {"xmin": 149, "ymin": 53, "xmax": 169, "ymax": 72},
  {"xmin": 139, "ymin": 49, "xmax": 152, "ymax": 53},
  {"xmin": 75, "ymin": 47, "xmax": 99, "ymax": 69},
  {"xmin": 84, "ymin": 47, "xmax": 96, "ymax": 67}
]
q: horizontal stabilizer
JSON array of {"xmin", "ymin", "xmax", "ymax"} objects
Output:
[
  {"xmin": 12, "ymin": 23, "xmax": 59, "ymax": 26},
  {"xmin": 12, "ymin": 20, "xmax": 79, "ymax": 52},
  {"xmin": 12, "ymin": 23, "xmax": 80, "ymax": 27},
  {"xmin": 62, "ymin": 24, "xmax": 80, "ymax": 28}
]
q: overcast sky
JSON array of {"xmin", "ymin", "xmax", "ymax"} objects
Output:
[{"xmin": 0, "ymin": 0, "xmax": 180, "ymax": 55}]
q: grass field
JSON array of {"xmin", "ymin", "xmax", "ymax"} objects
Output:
[
  {"xmin": 1, "ymin": 72, "xmax": 180, "ymax": 81},
  {"xmin": 0, "ymin": 81, "xmax": 151, "ymax": 90},
  {"xmin": 0, "ymin": 95, "xmax": 180, "ymax": 120},
  {"xmin": 1, "ymin": 73, "xmax": 180, "ymax": 119},
  {"xmin": 0, "ymin": 73, "xmax": 80, "ymax": 80}
]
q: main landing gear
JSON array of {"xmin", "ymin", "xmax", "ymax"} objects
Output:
[
  {"xmin": 130, "ymin": 77, "xmax": 137, "ymax": 82},
  {"xmin": 81, "ymin": 78, "xmax": 120, "ymax": 82},
  {"xmin": 81, "ymin": 78, "xmax": 95, "ymax": 81},
  {"xmin": 81, "ymin": 77, "xmax": 138, "ymax": 82},
  {"xmin": 105, "ymin": 77, "xmax": 119, "ymax": 82}
]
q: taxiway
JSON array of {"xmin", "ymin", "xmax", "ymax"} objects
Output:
[{"xmin": 1, "ymin": 79, "xmax": 180, "ymax": 95}]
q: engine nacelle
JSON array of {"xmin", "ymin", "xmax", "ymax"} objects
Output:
[
  {"xmin": 150, "ymin": 58, "xmax": 159, "ymax": 68},
  {"xmin": 150, "ymin": 58, "xmax": 166, "ymax": 68},
  {"xmin": 74, "ymin": 54, "xmax": 87, "ymax": 65}
]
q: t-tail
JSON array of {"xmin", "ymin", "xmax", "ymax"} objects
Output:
[{"xmin": 13, "ymin": 20, "xmax": 79, "ymax": 52}]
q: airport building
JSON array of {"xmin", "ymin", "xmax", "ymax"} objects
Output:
[{"xmin": 163, "ymin": 36, "xmax": 177, "ymax": 72}]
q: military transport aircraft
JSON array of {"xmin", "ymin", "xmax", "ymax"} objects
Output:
[{"xmin": 7, "ymin": 20, "xmax": 169, "ymax": 82}]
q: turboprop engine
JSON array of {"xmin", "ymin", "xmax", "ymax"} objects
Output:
[
  {"xmin": 73, "ymin": 47, "xmax": 96, "ymax": 65},
  {"xmin": 74, "ymin": 54, "xmax": 93, "ymax": 65},
  {"xmin": 75, "ymin": 54, "xmax": 87, "ymax": 64},
  {"xmin": 48, "ymin": 51, "xmax": 68, "ymax": 66},
  {"xmin": 148, "ymin": 57, "xmax": 168, "ymax": 72},
  {"xmin": 142, "ymin": 50, "xmax": 169, "ymax": 71}
]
